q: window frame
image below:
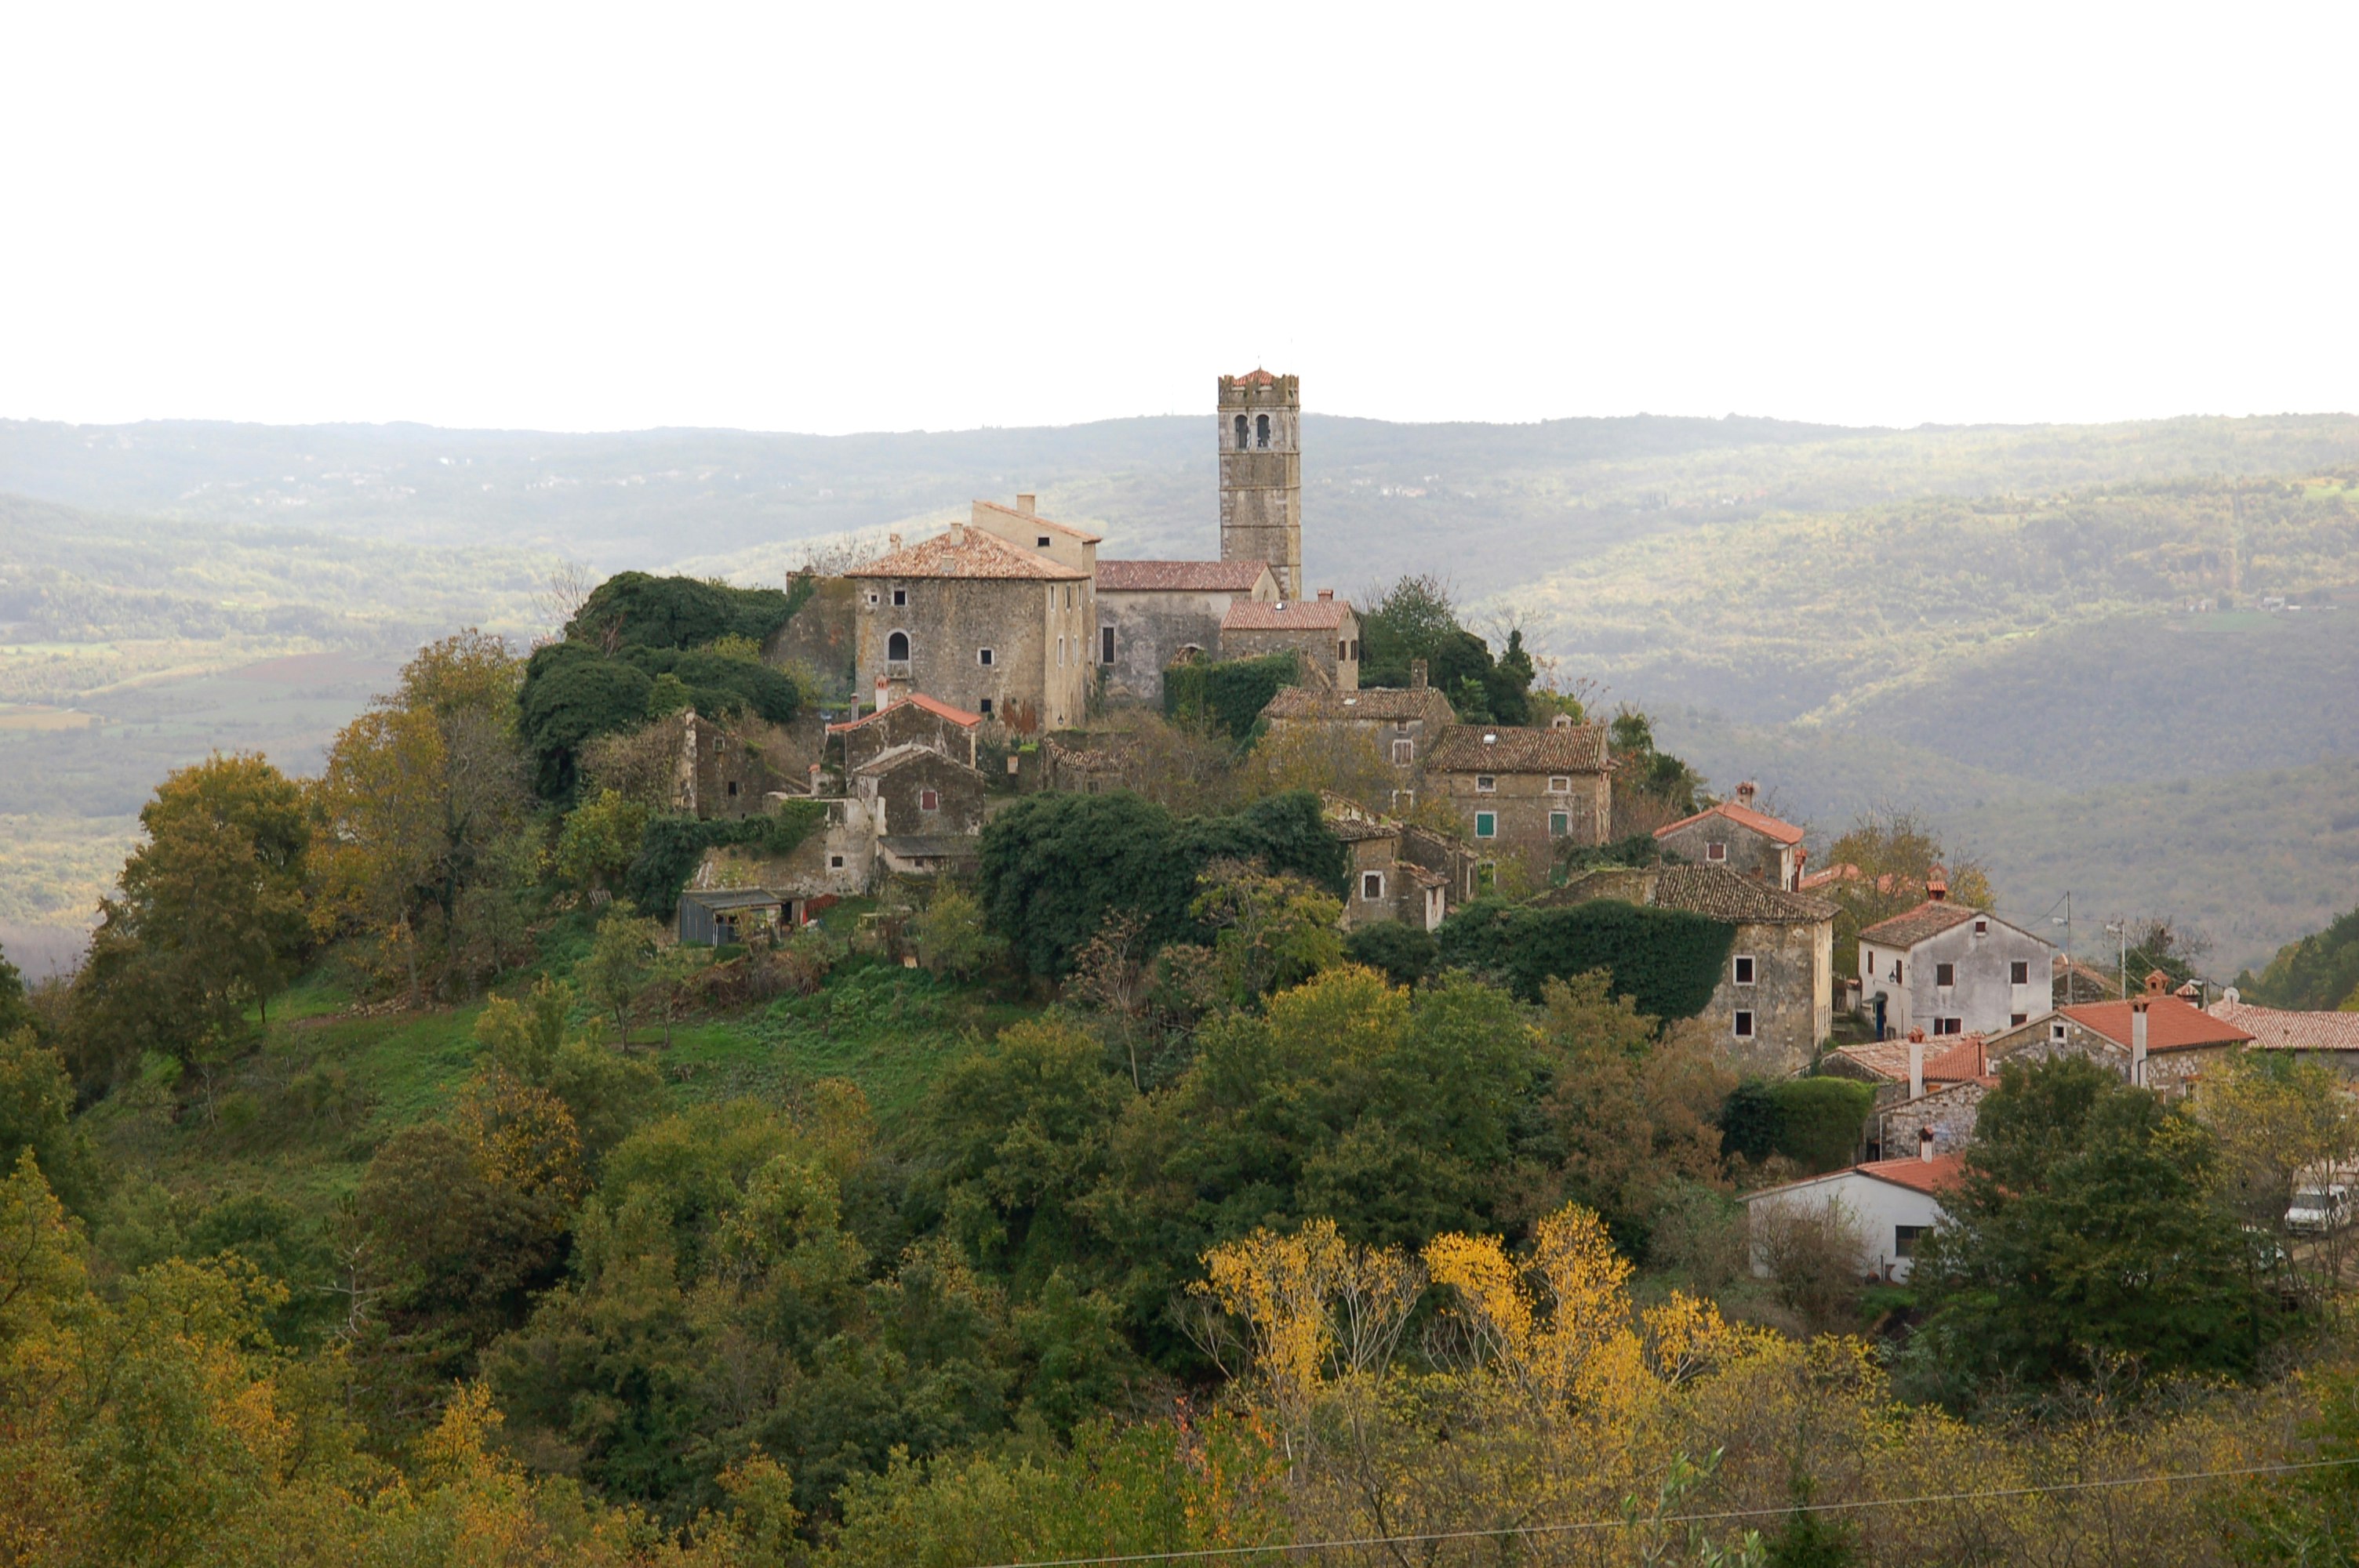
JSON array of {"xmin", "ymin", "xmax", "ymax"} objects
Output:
[
  {"xmin": 1733, "ymin": 954, "xmax": 1757, "ymax": 986},
  {"xmin": 2010, "ymin": 960, "xmax": 2030, "ymax": 985},
  {"xmin": 1474, "ymin": 811, "xmax": 1496, "ymax": 840},
  {"xmin": 977, "ymin": 647, "xmax": 994, "ymax": 667},
  {"xmin": 919, "ymin": 788, "xmax": 940, "ymax": 813},
  {"xmin": 1547, "ymin": 775, "xmax": 1571, "ymax": 793},
  {"xmin": 892, "ymin": 586, "xmax": 908, "ymax": 607},
  {"xmin": 1361, "ymin": 870, "xmax": 1385, "ymax": 902},
  {"xmin": 886, "ymin": 630, "xmax": 911, "ymax": 662},
  {"xmin": 1706, "ymin": 841, "xmax": 1728, "ymax": 862},
  {"xmin": 1733, "ymin": 1010, "xmax": 1755, "ymax": 1039},
  {"xmin": 1894, "ymin": 1224, "xmax": 1928, "ymax": 1259},
  {"xmin": 1391, "ymin": 738, "xmax": 1414, "ymax": 764},
  {"xmin": 1100, "ymin": 626, "xmax": 1115, "ymax": 665},
  {"xmin": 1936, "ymin": 961, "xmax": 1956, "ymax": 987},
  {"xmin": 1549, "ymin": 811, "xmax": 1571, "ymax": 837},
  {"xmin": 1475, "ymin": 775, "xmax": 1496, "ymax": 794}
]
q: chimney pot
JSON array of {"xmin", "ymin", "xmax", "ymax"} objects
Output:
[
  {"xmin": 1410, "ymin": 658, "xmax": 1428, "ymax": 690},
  {"xmin": 1926, "ymin": 864, "xmax": 1950, "ymax": 902},
  {"xmin": 1919, "ymin": 1126, "xmax": 1936, "ymax": 1162},
  {"xmin": 1908, "ymin": 1034, "xmax": 1925, "ymax": 1099},
  {"xmin": 1016, "ymin": 492, "xmax": 1036, "ymax": 515},
  {"xmin": 1317, "ymin": 588, "xmax": 1333, "ymax": 601}
]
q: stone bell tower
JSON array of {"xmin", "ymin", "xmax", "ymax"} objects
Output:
[{"xmin": 1218, "ymin": 369, "xmax": 1302, "ymax": 597}]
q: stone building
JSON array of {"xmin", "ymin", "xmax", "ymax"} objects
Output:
[
  {"xmin": 1219, "ymin": 369, "xmax": 1302, "ymax": 597},
  {"xmin": 1219, "ymin": 593, "xmax": 1361, "ymax": 690},
  {"xmin": 967, "ymin": 494, "xmax": 1100, "ymax": 577},
  {"xmin": 1261, "ymin": 662, "xmax": 1457, "ymax": 807},
  {"xmin": 845, "ymin": 521, "xmax": 1092, "ymax": 733},
  {"xmin": 1094, "ymin": 558, "xmax": 1278, "ymax": 704},
  {"xmin": 1321, "ymin": 793, "xmax": 1478, "ymax": 931},
  {"xmin": 852, "ymin": 743, "xmax": 987, "ymax": 877},
  {"xmin": 667, "ymin": 710, "xmax": 798, "ymax": 821},
  {"xmin": 1424, "ymin": 714, "xmax": 1612, "ymax": 888},
  {"xmin": 827, "ymin": 692, "xmax": 981, "ymax": 778},
  {"xmin": 1988, "ymin": 971, "xmax": 2255, "ymax": 1097},
  {"xmin": 1857, "ymin": 880, "xmax": 2055, "ymax": 1040},
  {"xmin": 2208, "ymin": 995, "xmax": 2359, "ymax": 1078},
  {"xmin": 1549, "ymin": 862, "xmax": 1836, "ymax": 1066},
  {"xmin": 1653, "ymin": 783, "xmax": 1807, "ymax": 889}
]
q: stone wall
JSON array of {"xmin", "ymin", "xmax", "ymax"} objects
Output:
[
  {"xmin": 1098, "ymin": 590, "xmax": 1231, "ymax": 705},
  {"xmin": 1875, "ymin": 1080, "xmax": 1989, "ymax": 1161},
  {"xmin": 860, "ymin": 751, "xmax": 987, "ymax": 838},
  {"xmin": 853, "ymin": 573, "xmax": 1090, "ymax": 734},
  {"xmin": 1438, "ymin": 769, "xmax": 1608, "ymax": 888},
  {"xmin": 1700, "ymin": 917, "xmax": 1830, "ymax": 1069},
  {"xmin": 689, "ymin": 800, "xmax": 873, "ymax": 899},
  {"xmin": 1658, "ymin": 816, "xmax": 1787, "ymax": 884},
  {"xmin": 1223, "ymin": 612, "xmax": 1360, "ymax": 692}
]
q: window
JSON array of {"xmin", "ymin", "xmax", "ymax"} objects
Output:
[
  {"xmin": 919, "ymin": 789, "xmax": 940, "ymax": 812},
  {"xmin": 1058, "ymin": 637, "xmax": 1066, "ymax": 666},
  {"xmin": 1065, "ymin": 586, "xmax": 1074, "ymax": 609},
  {"xmin": 1547, "ymin": 775, "xmax": 1570, "ymax": 793},
  {"xmin": 1361, "ymin": 871, "xmax": 1384, "ymax": 901},
  {"xmin": 1234, "ymin": 412, "xmax": 1249, "ymax": 450},
  {"xmin": 1474, "ymin": 811, "xmax": 1496, "ymax": 839},
  {"xmin": 1391, "ymin": 739, "xmax": 1413, "ymax": 764},
  {"xmin": 2010, "ymin": 960, "xmax": 2030, "ymax": 984},
  {"xmin": 829, "ymin": 854, "xmax": 845, "ymax": 869},
  {"xmin": 1894, "ymin": 1225, "xmax": 1928, "ymax": 1259},
  {"xmin": 887, "ymin": 630, "xmax": 911, "ymax": 662},
  {"xmin": 1550, "ymin": 811, "xmax": 1570, "ymax": 837},
  {"xmin": 1337, "ymin": 641, "xmax": 1349, "ymax": 662},
  {"xmin": 867, "ymin": 592, "xmax": 879, "ymax": 606},
  {"xmin": 1100, "ymin": 626, "xmax": 1115, "ymax": 664},
  {"xmin": 1038, "ymin": 535, "xmax": 1051, "ymax": 548},
  {"xmin": 980, "ymin": 697, "xmax": 993, "ymax": 716},
  {"xmin": 1935, "ymin": 1017, "xmax": 1964, "ymax": 1036},
  {"xmin": 1477, "ymin": 860, "xmax": 1496, "ymax": 892},
  {"xmin": 1706, "ymin": 841, "xmax": 1728, "ymax": 862},
  {"xmin": 1892, "ymin": 961, "xmax": 1903, "ymax": 982},
  {"xmin": 977, "ymin": 647, "xmax": 994, "ymax": 666},
  {"xmin": 726, "ymin": 780, "xmax": 738, "ymax": 797},
  {"xmin": 1734, "ymin": 1010, "xmax": 1755, "ymax": 1038},
  {"xmin": 2051, "ymin": 1020, "xmax": 2068, "ymax": 1042},
  {"xmin": 2010, "ymin": 1012, "xmax": 2029, "ymax": 1026},
  {"xmin": 1255, "ymin": 412, "xmax": 1270, "ymax": 448},
  {"xmin": 1476, "ymin": 775, "xmax": 1496, "ymax": 793},
  {"xmin": 1936, "ymin": 962, "xmax": 1955, "ymax": 987},
  {"xmin": 892, "ymin": 587, "xmax": 907, "ymax": 607},
  {"xmin": 1973, "ymin": 919, "xmax": 1989, "ymax": 935},
  {"xmin": 1733, "ymin": 955, "xmax": 1757, "ymax": 985}
]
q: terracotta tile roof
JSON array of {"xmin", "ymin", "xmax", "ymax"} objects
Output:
[
  {"xmin": 1857, "ymin": 1152, "xmax": 1968, "ymax": 1196},
  {"xmin": 846, "ymin": 526, "xmax": 1086, "ymax": 582},
  {"xmin": 1857, "ymin": 901, "xmax": 1979, "ymax": 949},
  {"xmin": 2059, "ymin": 995, "xmax": 2254, "ymax": 1054},
  {"xmin": 1646, "ymin": 864, "xmax": 1837, "ymax": 924},
  {"xmin": 1922, "ymin": 1033, "xmax": 1990, "ymax": 1083},
  {"xmin": 1222, "ymin": 597, "xmax": 1353, "ymax": 632},
  {"xmin": 1262, "ymin": 684, "xmax": 1458, "ymax": 724},
  {"xmin": 1227, "ymin": 367, "xmax": 1279, "ymax": 387},
  {"xmin": 1427, "ymin": 722, "xmax": 1610, "ymax": 775},
  {"xmin": 1830, "ymin": 1035, "xmax": 1990, "ymax": 1084},
  {"xmin": 1318, "ymin": 792, "xmax": 1402, "ymax": 844},
  {"xmin": 1655, "ymin": 799, "xmax": 1806, "ymax": 847},
  {"xmin": 972, "ymin": 499, "xmax": 1103, "ymax": 543},
  {"xmin": 827, "ymin": 692, "xmax": 983, "ymax": 734},
  {"xmin": 2210, "ymin": 1000, "xmax": 2359, "ymax": 1052},
  {"xmin": 1096, "ymin": 559, "xmax": 1270, "ymax": 593}
]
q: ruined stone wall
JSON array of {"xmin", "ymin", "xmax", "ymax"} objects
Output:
[
  {"xmin": 863, "ymin": 753, "xmax": 987, "ymax": 837},
  {"xmin": 1098, "ymin": 590, "xmax": 1231, "ymax": 705},
  {"xmin": 1222, "ymin": 614, "xmax": 1359, "ymax": 691}
]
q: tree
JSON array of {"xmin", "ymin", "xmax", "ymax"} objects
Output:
[
  {"xmin": 1343, "ymin": 921, "xmax": 1439, "ymax": 989},
  {"xmin": 69, "ymin": 753, "xmax": 309, "ymax": 1080},
  {"xmin": 582, "ymin": 905, "xmax": 662, "ymax": 1047},
  {"xmin": 1358, "ymin": 573, "xmax": 1534, "ymax": 724},
  {"xmin": 0, "ymin": 1029, "xmax": 103, "ymax": 1218},
  {"xmin": 552, "ymin": 787, "xmax": 652, "ymax": 895},
  {"xmin": 911, "ymin": 885, "xmax": 1008, "ymax": 982},
  {"xmin": 2238, "ymin": 902, "xmax": 2359, "ymax": 1011},
  {"xmin": 1188, "ymin": 858, "xmax": 1345, "ymax": 1005},
  {"xmin": 0, "ymin": 943, "xmax": 33, "ymax": 1038},
  {"xmin": 1608, "ymin": 707, "xmax": 1707, "ymax": 833},
  {"xmin": 1818, "ymin": 809, "xmax": 1996, "ymax": 981},
  {"xmin": 1909, "ymin": 1055, "xmax": 2288, "ymax": 1399}
]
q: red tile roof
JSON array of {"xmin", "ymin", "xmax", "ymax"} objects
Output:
[
  {"xmin": 1655, "ymin": 799, "xmax": 1806, "ymax": 847},
  {"xmin": 2059, "ymin": 995, "xmax": 2254, "ymax": 1054},
  {"xmin": 1096, "ymin": 559, "xmax": 1272, "ymax": 593},
  {"xmin": 1223, "ymin": 597, "xmax": 1353, "ymax": 632},
  {"xmin": 1427, "ymin": 721, "xmax": 1610, "ymax": 774},
  {"xmin": 972, "ymin": 499, "xmax": 1103, "ymax": 543},
  {"xmin": 1227, "ymin": 368, "xmax": 1279, "ymax": 386},
  {"xmin": 2209, "ymin": 1000, "xmax": 2359, "ymax": 1053},
  {"xmin": 827, "ymin": 692, "xmax": 984, "ymax": 734},
  {"xmin": 1922, "ymin": 1033, "xmax": 1989, "ymax": 1083},
  {"xmin": 1262, "ymin": 684, "xmax": 1458, "ymax": 724},
  {"xmin": 1830, "ymin": 1034, "xmax": 1990, "ymax": 1084},
  {"xmin": 1857, "ymin": 1152, "xmax": 1968, "ymax": 1196},
  {"xmin": 846, "ymin": 526, "xmax": 1086, "ymax": 582},
  {"xmin": 1857, "ymin": 901, "xmax": 1979, "ymax": 949}
]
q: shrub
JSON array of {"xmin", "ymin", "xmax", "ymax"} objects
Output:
[
  {"xmin": 1434, "ymin": 898, "xmax": 1733, "ymax": 1019},
  {"xmin": 1163, "ymin": 651, "xmax": 1299, "ymax": 742},
  {"xmin": 622, "ymin": 800, "xmax": 829, "ymax": 920},
  {"xmin": 1343, "ymin": 922, "xmax": 1440, "ymax": 989},
  {"xmin": 1765, "ymin": 1077, "xmax": 1875, "ymax": 1174}
]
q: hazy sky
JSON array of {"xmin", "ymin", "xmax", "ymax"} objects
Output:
[{"xmin": 5, "ymin": 4, "xmax": 2355, "ymax": 434}]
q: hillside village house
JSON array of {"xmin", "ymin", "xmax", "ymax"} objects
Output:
[
  {"xmin": 1989, "ymin": 971, "xmax": 2255, "ymax": 1095},
  {"xmin": 846, "ymin": 515, "xmax": 1092, "ymax": 733},
  {"xmin": 1321, "ymin": 793, "xmax": 1480, "ymax": 931},
  {"xmin": 1653, "ymin": 783, "xmax": 1806, "ymax": 889},
  {"xmin": 1550, "ymin": 863, "xmax": 1836, "ymax": 1065},
  {"xmin": 827, "ymin": 692, "xmax": 981, "ymax": 778},
  {"xmin": 1744, "ymin": 1152, "xmax": 1965, "ymax": 1285},
  {"xmin": 1817, "ymin": 1031, "xmax": 1998, "ymax": 1161},
  {"xmin": 1261, "ymin": 660, "xmax": 1457, "ymax": 808},
  {"xmin": 1856, "ymin": 873, "xmax": 2055, "ymax": 1040},
  {"xmin": 966, "ymin": 493, "xmax": 1100, "ymax": 576},
  {"xmin": 1425, "ymin": 714, "xmax": 1612, "ymax": 888},
  {"xmin": 1094, "ymin": 559, "xmax": 1279, "ymax": 704},
  {"xmin": 1219, "ymin": 592, "xmax": 1361, "ymax": 690},
  {"xmin": 2208, "ymin": 994, "xmax": 2359, "ymax": 1077}
]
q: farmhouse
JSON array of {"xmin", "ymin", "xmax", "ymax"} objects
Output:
[
  {"xmin": 1745, "ymin": 1152, "xmax": 1965, "ymax": 1284},
  {"xmin": 1653, "ymin": 782, "xmax": 1806, "ymax": 889},
  {"xmin": 1261, "ymin": 660, "xmax": 1457, "ymax": 806},
  {"xmin": 1320, "ymin": 793, "xmax": 1479, "ymax": 931},
  {"xmin": 1424, "ymin": 714, "xmax": 1612, "ymax": 888},
  {"xmin": 1856, "ymin": 873, "xmax": 2055, "ymax": 1040}
]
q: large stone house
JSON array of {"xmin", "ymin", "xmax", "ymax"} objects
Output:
[
  {"xmin": 1321, "ymin": 793, "xmax": 1479, "ymax": 931},
  {"xmin": 1093, "ymin": 558, "xmax": 1278, "ymax": 704},
  {"xmin": 1550, "ymin": 863, "xmax": 1836, "ymax": 1065},
  {"xmin": 1856, "ymin": 882, "xmax": 2055, "ymax": 1040},
  {"xmin": 846, "ymin": 520, "xmax": 1092, "ymax": 733},
  {"xmin": 1424, "ymin": 714, "xmax": 1612, "ymax": 888},
  {"xmin": 967, "ymin": 494, "xmax": 1100, "ymax": 577},
  {"xmin": 1653, "ymin": 783, "xmax": 1806, "ymax": 889},
  {"xmin": 852, "ymin": 742, "xmax": 988, "ymax": 878},
  {"xmin": 1219, "ymin": 593, "xmax": 1361, "ymax": 689},
  {"xmin": 1261, "ymin": 662, "xmax": 1457, "ymax": 809},
  {"xmin": 1989, "ymin": 971, "xmax": 2255, "ymax": 1096},
  {"xmin": 1819, "ymin": 1032, "xmax": 1997, "ymax": 1161}
]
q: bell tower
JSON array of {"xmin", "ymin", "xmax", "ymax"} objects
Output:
[{"xmin": 1217, "ymin": 369, "xmax": 1302, "ymax": 597}]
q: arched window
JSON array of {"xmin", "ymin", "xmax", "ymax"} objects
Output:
[
  {"xmin": 1255, "ymin": 413, "xmax": 1270, "ymax": 449},
  {"xmin": 887, "ymin": 630, "xmax": 910, "ymax": 662},
  {"xmin": 1233, "ymin": 413, "xmax": 1249, "ymax": 450}
]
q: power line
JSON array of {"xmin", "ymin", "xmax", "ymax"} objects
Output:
[{"xmin": 958, "ymin": 1456, "xmax": 2359, "ymax": 1568}]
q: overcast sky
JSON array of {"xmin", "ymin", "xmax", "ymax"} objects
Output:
[{"xmin": 4, "ymin": 3, "xmax": 2354, "ymax": 435}]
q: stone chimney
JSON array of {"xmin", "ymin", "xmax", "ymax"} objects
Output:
[
  {"xmin": 889, "ymin": 532, "xmax": 902, "ymax": 550},
  {"xmin": 1410, "ymin": 658, "xmax": 1428, "ymax": 690},
  {"xmin": 948, "ymin": 521, "xmax": 966, "ymax": 545},
  {"xmin": 1736, "ymin": 781, "xmax": 1757, "ymax": 807},
  {"xmin": 874, "ymin": 674, "xmax": 892, "ymax": 713},
  {"xmin": 2131, "ymin": 998, "xmax": 2150, "ymax": 1087},
  {"xmin": 1016, "ymin": 493, "xmax": 1036, "ymax": 515},
  {"xmin": 1926, "ymin": 865, "xmax": 1950, "ymax": 903},
  {"xmin": 1907, "ymin": 1030, "xmax": 1925, "ymax": 1099}
]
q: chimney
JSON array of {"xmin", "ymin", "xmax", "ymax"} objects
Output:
[
  {"xmin": 948, "ymin": 521, "xmax": 966, "ymax": 545},
  {"xmin": 1409, "ymin": 658, "xmax": 1428, "ymax": 690},
  {"xmin": 1016, "ymin": 493, "xmax": 1036, "ymax": 516},
  {"xmin": 1919, "ymin": 1125, "xmax": 1936, "ymax": 1163},
  {"xmin": 889, "ymin": 532, "xmax": 902, "ymax": 550},
  {"xmin": 1736, "ymin": 781, "xmax": 1757, "ymax": 806},
  {"xmin": 1926, "ymin": 865, "xmax": 1949, "ymax": 902},
  {"xmin": 2131, "ymin": 999, "xmax": 2150, "ymax": 1087},
  {"xmin": 1317, "ymin": 588, "xmax": 1334, "ymax": 601},
  {"xmin": 1908, "ymin": 1032, "xmax": 1925, "ymax": 1099},
  {"xmin": 2145, "ymin": 968, "xmax": 2169, "ymax": 996},
  {"xmin": 874, "ymin": 674, "xmax": 891, "ymax": 713}
]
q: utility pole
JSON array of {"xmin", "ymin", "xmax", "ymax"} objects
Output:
[
  {"xmin": 2105, "ymin": 920, "xmax": 2128, "ymax": 999},
  {"xmin": 2050, "ymin": 891, "xmax": 2073, "ymax": 1001}
]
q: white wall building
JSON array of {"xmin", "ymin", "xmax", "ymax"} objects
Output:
[{"xmin": 1743, "ymin": 1152, "xmax": 1963, "ymax": 1283}]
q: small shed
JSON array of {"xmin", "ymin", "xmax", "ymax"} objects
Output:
[{"xmin": 678, "ymin": 887, "xmax": 788, "ymax": 947}]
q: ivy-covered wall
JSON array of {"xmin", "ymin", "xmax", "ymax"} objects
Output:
[
  {"xmin": 1163, "ymin": 650, "xmax": 1299, "ymax": 742},
  {"xmin": 624, "ymin": 800, "xmax": 830, "ymax": 918},
  {"xmin": 1434, "ymin": 897, "xmax": 1735, "ymax": 1019}
]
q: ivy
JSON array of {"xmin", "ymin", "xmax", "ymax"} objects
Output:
[
  {"xmin": 1762, "ymin": 1077, "xmax": 1876, "ymax": 1174},
  {"xmin": 623, "ymin": 800, "xmax": 830, "ymax": 919},
  {"xmin": 1163, "ymin": 651, "xmax": 1300, "ymax": 742},
  {"xmin": 1434, "ymin": 897, "xmax": 1733, "ymax": 1019}
]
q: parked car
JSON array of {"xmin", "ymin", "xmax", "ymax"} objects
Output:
[{"xmin": 2285, "ymin": 1185, "xmax": 2352, "ymax": 1235}]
